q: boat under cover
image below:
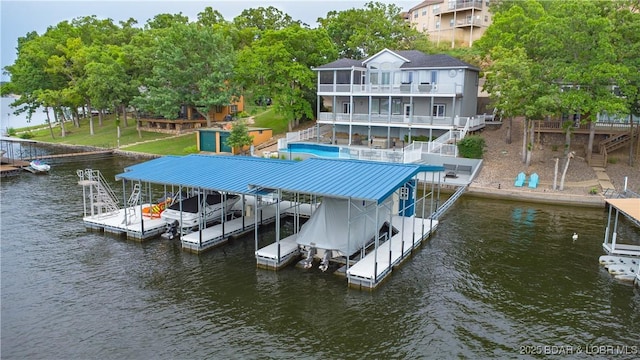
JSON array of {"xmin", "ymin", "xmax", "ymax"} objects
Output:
[
  {"xmin": 160, "ymin": 192, "xmax": 240, "ymax": 231},
  {"xmin": 296, "ymin": 197, "xmax": 393, "ymax": 260}
]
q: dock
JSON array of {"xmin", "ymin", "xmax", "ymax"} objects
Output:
[
  {"xmin": 346, "ymin": 216, "xmax": 438, "ymax": 290},
  {"xmin": 82, "ymin": 205, "xmax": 167, "ymax": 241},
  {"xmin": 182, "ymin": 200, "xmax": 314, "ymax": 253}
]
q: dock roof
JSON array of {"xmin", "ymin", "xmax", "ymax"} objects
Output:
[
  {"xmin": 116, "ymin": 155, "xmax": 444, "ymax": 203},
  {"xmin": 249, "ymin": 158, "xmax": 443, "ymax": 203}
]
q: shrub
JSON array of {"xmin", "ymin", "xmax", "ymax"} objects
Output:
[
  {"xmin": 19, "ymin": 132, "xmax": 34, "ymax": 139},
  {"xmin": 589, "ymin": 187, "xmax": 599, "ymax": 195},
  {"xmin": 608, "ymin": 157, "xmax": 618, "ymax": 164},
  {"xmin": 183, "ymin": 145, "xmax": 198, "ymax": 154},
  {"xmin": 6, "ymin": 127, "xmax": 16, "ymax": 136},
  {"xmin": 551, "ymin": 144, "xmax": 558, "ymax": 152},
  {"xmin": 457, "ymin": 135, "xmax": 486, "ymax": 159}
]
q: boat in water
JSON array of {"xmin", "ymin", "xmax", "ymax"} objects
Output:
[
  {"xmin": 160, "ymin": 192, "xmax": 240, "ymax": 232},
  {"xmin": 29, "ymin": 160, "xmax": 50, "ymax": 173}
]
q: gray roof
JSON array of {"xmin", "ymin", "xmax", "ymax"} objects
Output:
[{"xmin": 314, "ymin": 49, "xmax": 479, "ymax": 71}]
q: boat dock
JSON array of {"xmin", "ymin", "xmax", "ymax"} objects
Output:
[
  {"xmin": 181, "ymin": 200, "xmax": 314, "ymax": 253},
  {"xmin": 84, "ymin": 155, "xmax": 447, "ymax": 290},
  {"xmin": 346, "ymin": 216, "xmax": 438, "ymax": 290},
  {"xmin": 600, "ymin": 198, "xmax": 640, "ymax": 287},
  {"xmin": 82, "ymin": 205, "xmax": 167, "ymax": 240}
]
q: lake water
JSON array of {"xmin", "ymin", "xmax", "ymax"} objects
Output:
[
  {"xmin": 1, "ymin": 96, "xmax": 52, "ymax": 133},
  {"xmin": 1, "ymin": 152, "xmax": 639, "ymax": 359}
]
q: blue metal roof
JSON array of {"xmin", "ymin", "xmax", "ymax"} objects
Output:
[
  {"xmin": 250, "ymin": 158, "xmax": 444, "ymax": 203},
  {"xmin": 116, "ymin": 154, "xmax": 297, "ymax": 194},
  {"xmin": 115, "ymin": 155, "xmax": 444, "ymax": 203}
]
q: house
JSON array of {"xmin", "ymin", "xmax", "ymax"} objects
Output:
[
  {"xmin": 406, "ymin": 0, "xmax": 492, "ymax": 48},
  {"xmin": 313, "ymin": 49, "xmax": 481, "ymax": 147}
]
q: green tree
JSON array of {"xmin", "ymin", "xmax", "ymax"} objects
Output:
[
  {"xmin": 236, "ymin": 24, "xmax": 337, "ymax": 131},
  {"xmin": 226, "ymin": 120, "xmax": 254, "ymax": 154},
  {"xmin": 133, "ymin": 22, "xmax": 238, "ymax": 127},
  {"xmin": 318, "ymin": 1, "xmax": 420, "ymax": 58}
]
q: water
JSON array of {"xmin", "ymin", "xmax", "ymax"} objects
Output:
[
  {"xmin": 2, "ymin": 152, "xmax": 640, "ymax": 359},
  {"xmin": 1, "ymin": 96, "xmax": 52, "ymax": 133},
  {"xmin": 280, "ymin": 143, "xmax": 341, "ymax": 159}
]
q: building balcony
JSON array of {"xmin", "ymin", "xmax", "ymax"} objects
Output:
[
  {"xmin": 317, "ymin": 82, "xmax": 463, "ymax": 96},
  {"xmin": 318, "ymin": 112, "xmax": 470, "ymax": 128},
  {"xmin": 455, "ymin": 18, "xmax": 483, "ymax": 27},
  {"xmin": 440, "ymin": 0, "xmax": 484, "ymax": 14}
]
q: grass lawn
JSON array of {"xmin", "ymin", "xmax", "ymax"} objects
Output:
[
  {"xmin": 25, "ymin": 117, "xmax": 174, "ymax": 148},
  {"xmin": 13, "ymin": 105, "xmax": 303, "ymax": 156}
]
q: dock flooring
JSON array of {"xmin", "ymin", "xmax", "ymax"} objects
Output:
[
  {"xmin": 181, "ymin": 200, "xmax": 315, "ymax": 253},
  {"xmin": 347, "ymin": 216, "xmax": 438, "ymax": 290},
  {"xmin": 82, "ymin": 205, "xmax": 167, "ymax": 240}
]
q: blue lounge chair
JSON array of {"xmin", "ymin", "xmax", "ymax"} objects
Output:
[
  {"xmin": 528, "ymin": 173, "xmax": 539, "ymax": 189},
  {"xmin": 514, "ymin": 172, "xmax": 526, "ymax": 187}
]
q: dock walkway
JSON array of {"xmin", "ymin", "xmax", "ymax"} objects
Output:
[{"xmin": 347, "ymin": 216, "xmax": 438, "ymax": 290}]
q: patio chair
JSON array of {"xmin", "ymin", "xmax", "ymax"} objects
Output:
[
  {"xmin": 528, "ymin": 173, "xmax": 539, "ymax": 189},
  {"xmin": 514, "ymin": 172, "xmax": 526, "ymax": 187}
]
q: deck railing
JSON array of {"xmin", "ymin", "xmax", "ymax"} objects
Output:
[
  {"xmin": 317, "ymin": 82, "xmax": 462, "ymax": 95},
  {"xmin": 318, "ymin": 112, "xmax": 471, "ymax": 128}
]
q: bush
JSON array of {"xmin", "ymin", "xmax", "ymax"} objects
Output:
[
  {"xmin": 457, "ymin": 135, "xmax": 485, "ymax": 159},
  {"xmin": 19, "ymin": 132, "xmax": 34, "ymax": 139},
  {"xmin": 183, "ymin": 145, "xmax": 198, "ymax": 154},
  {"xmin": 608, "ymin": 157, "xmax": 618, "ymax": 164},
  {"xmin": 6, "ymin": 127, "xmax": 16, "ymax": 136},
  {"xmin": 589, "ymin": 187, "xmax": 599, "ymax": 195}
]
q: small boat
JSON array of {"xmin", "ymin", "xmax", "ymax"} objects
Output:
[
  {"xmin": 160, "ymin": 192, "xmax": 240, "ymax": 232},
  {"xmin": 29, "ymin": 159, "xmax": 51, "ymax": 173}
]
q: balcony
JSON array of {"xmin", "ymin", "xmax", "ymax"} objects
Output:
[
  {"xmin": 318, "ymin": 112, "xmax": 470, "ymax": 128},
  {"xmin": 455, "ymin": 17, "xmax": 483, "ymax": 27},
  {"xmin": 317, "ymin": 82, "xmax": 463, "ymax": 96},
  {"xmin": 441, "ymin": 0, "xmax": 483, "ymax": 14}
]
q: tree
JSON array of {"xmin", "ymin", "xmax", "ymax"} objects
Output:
[
  {"xmin": 236, "ymin": 24, "xmax": 337, "ymax": 131},
  {"xmin": 477, "ymin": 0, "xmax": 636, "ymax": 171},
  {"xmin": 133, "ymin": 23, "xmax": 238, "ymax": 127},
  {"xmin": 318, "ymin": 1, "xmax": 420, "ymax": 58},
  {"xmin": 226, "ymin": 121, "xmax": 254, "ymax": 154}
]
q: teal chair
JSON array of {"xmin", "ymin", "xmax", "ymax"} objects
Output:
[
  {"xmin": 528, "ymin": 173, "xmax": 539, "ymax": 189},
  {"xmin": 514, "ymin": 172, "xmax": 526, "ymax": 187}
]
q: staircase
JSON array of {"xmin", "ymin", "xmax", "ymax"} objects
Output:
[
  {"xmin": 591, "ymin": 129, "xmax": 637, "ymax": 168},
  {"xmin": 77, "ymin": 169, "xmax": 120, "ymax": 217}
]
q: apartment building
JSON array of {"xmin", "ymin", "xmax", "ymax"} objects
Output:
[{"xmin": 406, "ymin": 0, "xmax": 492, "ymax": 48}]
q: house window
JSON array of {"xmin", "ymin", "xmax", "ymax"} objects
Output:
[
  {"xmin": 380, "ymin": 99, "xmax": 389, "ymax": 115},
  {"xmin": 370, "ymin": 72, "xmax": 379, "ymax": 85},
  {"xmin": 431, "ymin": 71, "xmax": 438, "ymax": 84},
  {"xmin": 402, "ymin": 71, "xmax": 413, "ymax": 84},
  {"xmin": 215, "ymin": 105, "xmax": 223, "ymax": 113},
  {"xmin": 422, "ymin": 8, "xmax": 427, "ymax": 16},
  {"xmin": 342, "ymin": 102, "xmax": 351, "ymax": 114},
  {"xmin": 230, "ymin": 105, "xmax": 238, "ymax": 114},
  {"xmin": 432, "ymin": 104, "xmax": 445, "ymax": 117},
  {"xmin": 392, "ymin": 99, "xmax": 402, "ymax": 115},
  {"xmin": 435, "ymin": 20, "xmax": 440, "ymax": 29},
  {"xmin": 433, "ymin": 4, "xmax": 440, "ymax": 14},
  {"xmin": 381, "ymin": 72, "xmax": 391, "ymax": 85},
  {"xmin": 371, "ymin": 98, "xmax": 380, "ymax": 114},
  {"xmin": 414, "ymin": 11, "xmax": 418, "ymax": 18},
  {"xmin": 450, "ymin": 19, "xmax": 455, "ymax": 27},
  {"xmin": 484, "ymin": 15, "xmax": 489, "ymax": 22}
]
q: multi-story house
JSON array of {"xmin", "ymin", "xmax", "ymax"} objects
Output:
[
  {"xmin": 407, "ymin": 0, "xmax": 492, "ymax": 48},
  {"xmin": 313, "ymin": 49, "xmax": 481, "ymax": 147}
]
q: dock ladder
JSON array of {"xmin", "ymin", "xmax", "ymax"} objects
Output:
[
  {"xmin": 77, "ymin": 169, "xmax": 120, "ymax": 217},
  {"xmin": 123, "ymin": 183, "xmax": 141, "ymax": 224}
]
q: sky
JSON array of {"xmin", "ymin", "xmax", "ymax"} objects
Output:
[{"xmin": 0, "ymin": 0, "xmax": 418, "ymax": 82}]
